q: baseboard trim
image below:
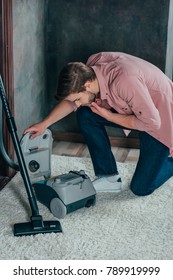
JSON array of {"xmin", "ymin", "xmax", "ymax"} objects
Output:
[
  {"xmin": 0, "ymin": 176, "xmax": 10, "ymax": 191},
  {"xmin": 52, "ymin": 131, "xmax": 140, "ymax": 149}
]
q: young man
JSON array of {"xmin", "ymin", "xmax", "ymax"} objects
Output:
[{"xmin": 24, "ymin": 52, "xmax": 173, "ymax": 196}]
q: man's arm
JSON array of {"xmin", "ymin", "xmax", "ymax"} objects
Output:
[
  {"xmin": 91, "ymin": 102, "xmax": 136, "ymax": 129},
  {"xmin": 111, "ymin": 76, "xmax": 161, "ymax": 132},
  {"xmin": 24, "ymin": 100, "xmax": 74, "ymax": 139}
]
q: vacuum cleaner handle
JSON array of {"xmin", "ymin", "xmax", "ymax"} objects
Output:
[
  {"xmin": 0, "ymin": 76, "xmax": 19, "ymax": 170},
  {"xmin": 0, "ymin": 74, "xmax": 39, "ymax": 216}
]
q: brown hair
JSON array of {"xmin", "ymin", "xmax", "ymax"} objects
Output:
[{"xmin": 55, "ymin": 62, "xmax": 96, "ymax": 100}]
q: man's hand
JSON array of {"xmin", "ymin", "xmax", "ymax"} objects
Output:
[
  {"xmin": 91, "ymin": 102, "xmax": 112, "ymax": 120},
  {"xmin": 170, "ymin": 149, "xmax": 173, "ymax": 157},
  {"xmin": 91, "ymin": 101, "xmax": 135, "ymax": 129},
  {"xmin": 23, "ymin": 122, "xmax": 47, "ymax": 139}
]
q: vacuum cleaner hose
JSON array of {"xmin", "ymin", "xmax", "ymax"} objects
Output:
[{"xmin": 0, "ymin": 76, "xmax": 19, "ymax": 171}]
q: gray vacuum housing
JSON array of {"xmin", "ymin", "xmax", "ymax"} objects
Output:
[
  {"xmin": 21, "ymin": 130, "xmax": 96, "ymax": 219},
  {"xmin": 20, "ymin": 129, "xmax": 52, "ymax": 180}
]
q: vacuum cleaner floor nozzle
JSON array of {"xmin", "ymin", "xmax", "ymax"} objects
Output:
[{"xmin": 14, "ymin": 220, "xmax": 62, "ymax": 237}]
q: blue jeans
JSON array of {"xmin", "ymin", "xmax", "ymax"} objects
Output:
[{"xmin": 76, "ymin": 107, "xmax": 173, "ymax": 196}]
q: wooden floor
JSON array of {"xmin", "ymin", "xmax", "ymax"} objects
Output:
[{"xmin": 53, "ymin": 140, "xmax": 140, "ymax": 163}]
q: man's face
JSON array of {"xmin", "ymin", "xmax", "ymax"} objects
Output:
[
  {"xmin": 65, "ymin": 79, "xmax": 100, "ymax": 108},
  {"xmin": 65, "ymin": 91, "xmax": 98, "ymax": 108}
]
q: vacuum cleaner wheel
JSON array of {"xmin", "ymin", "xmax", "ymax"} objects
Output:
[{"xmin": 50, "ymin": 197, "xmax": 67, "ymax": 219}]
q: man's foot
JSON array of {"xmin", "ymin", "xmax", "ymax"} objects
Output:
[{"xmin": 92, "ymin": 174, "xmax": 122, "ymax": 192}]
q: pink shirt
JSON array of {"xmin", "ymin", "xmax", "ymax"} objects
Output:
[{"xmin": 86, "ymin": 52, "xmax": 173, "ymax": 150}]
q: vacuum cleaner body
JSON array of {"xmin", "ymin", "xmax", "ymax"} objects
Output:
[
  {"xmin": 33, "ymin": 170, "xmax": 96, "ymax": 219},
  {"xmin": 21, "ymin": 130, "xmax": 96, "ymax": 219}
]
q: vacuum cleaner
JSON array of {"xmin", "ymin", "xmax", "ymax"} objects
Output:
[
  {"xmin": 0, "ymin": 74, "xmax": 62, "ymax": 236},
  {"xmin": 20, "ymin": 128, "xmax": 96, "ymax": 219}
]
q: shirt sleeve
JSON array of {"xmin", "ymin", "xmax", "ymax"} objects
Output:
[{"xmin": 114, "ymin": 76, "xmax": 161, "ymax": 132}]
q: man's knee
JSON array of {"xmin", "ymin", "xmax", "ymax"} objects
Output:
[
  {"xmin": 76, "ymin": 107, "xmax": 93, "ymax": 125},
  {"xmin": 130, "ymin": 181, "xmax": 154, "ymax": 196}
]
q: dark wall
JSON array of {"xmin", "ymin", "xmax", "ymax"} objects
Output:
[
  {"xmin": 45, "ymin": 0, "xmax": 170, "ymax": 137},
  {"xmin": 165, "ymin": 0, "xmax": 173, "ymax": 79},
  {"xmin": 13, "ymin": 0, "xmax": 47, "ymax": 138}
]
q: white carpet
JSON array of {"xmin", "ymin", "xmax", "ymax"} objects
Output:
[{"xmin": 0, "ymin": 155, "xmax": 173, "ymax": 260}]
